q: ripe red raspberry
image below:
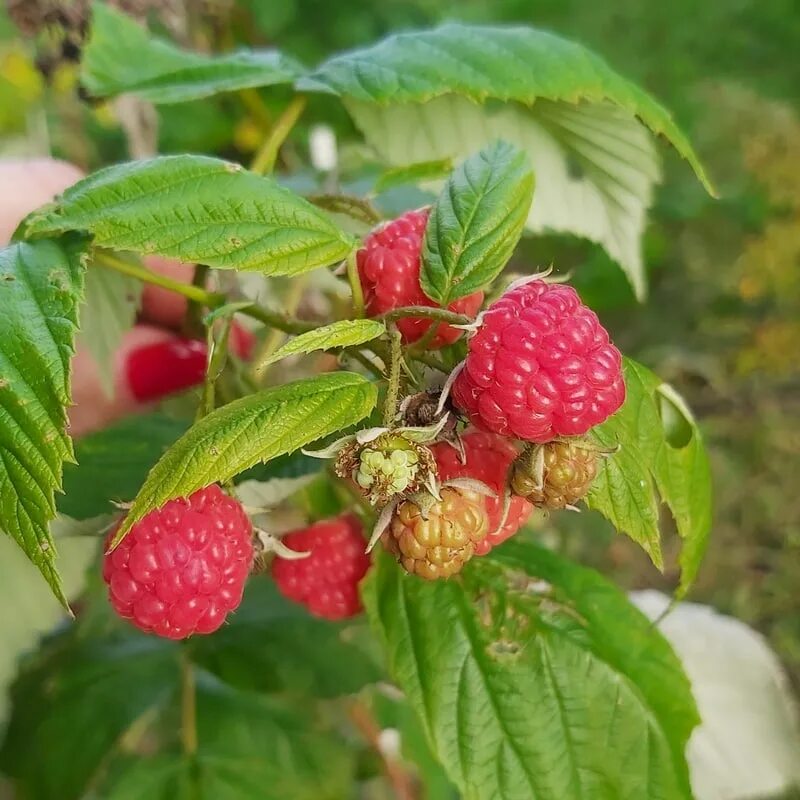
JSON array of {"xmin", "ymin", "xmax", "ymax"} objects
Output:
[
  {"xmin": 452, "ymin": 280, "xmax": 625, "ymax": 441},
  {"xmin": 432, "ymin": 430, "xmax": 532, "ymax": 555},
  {"xmin": 356, "ymin": 209, "xmax": 483, "ymax": 347},
  {"xmin": 271, "ymin": 514, "xmax": 370, "ymax": 620},
  {"xmin": 383, "ymin": 487, "xmax": 489, "ymax": 580},
  {"xmin": 103, "ymin": 485, "xmax": 254, "ymax": 640}
]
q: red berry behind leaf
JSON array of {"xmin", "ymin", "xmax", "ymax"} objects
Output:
[
  {"xmin": 432, "ymin": 430, "xmax": 532, "ymax": 555},
  {"xmin": 127, "ymin": 338, "xmax": 208, "ymax": 402},
  {"xmin": 357, "ymin": 209, "xmax": 483, "ymax": 347},
  {"xmin": 230, "ymin": 321, "xmax": 256, "ymax": 361},
  {"xmin": 271, "ymin": 514, "xmax": 370, "ymax": 620},
  {"xmin": 103, "ymin": 485, "xmax": 254, "ymax": 639},
  {"xmin": 452, "ymin": 280, "xmax": 625, "ymax": 441}
]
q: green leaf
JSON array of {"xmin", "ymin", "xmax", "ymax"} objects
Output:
[
  {"xmin": 0, "ymin": 635, "xmax": 179, "ymax": 800},
  {"xmin": 82, "ymin": 3, "xmax": 304, "ymax": 104},
  {"xmin": 103, "ymin": 755, "xmax": 190, "ymax": 800},
  {"xmin": 0, "ymin": 234, "xmax": 88, "ymax": 608},
  {"xmin": 192, "ymin": 681, "xmax": 356, "ymax": 800},
  {"xmin": 0, "ymin": 518, "xmax": 96, "ymax": 733},
  {"xmin": 103, "ymin": 682, "xmax": 355, "ymax": 800},
  {"xmin": 421, "ymin": 140, "xmax": 533, "ymax": 304},
  {"xmin": 258, "ymin": 319, "xmax": 385, "ymax": 370},
  {"xmin": 374, "ymin": 158, "xmax": 454, "ymax": 193},
  {"xmin": 303, "ymin": 24, "xmax": 710, "ymax": 190},
  {"xmin": 60, "ymin": 413, "xmax": 188, "ymax": 520},
  {"xmin": 24, "ymin": 156, "xmax": 356, "ymax": 276},
  {"xmin": 364, "ymin": 542, "xmax": 697, "ymax": 800},
  {"xmin": 235, "ymin": 450, "xmax": 322, "ymax": 485},
  {"xmin": 192, "ymin": 580, "xmax": 380, "ymax": 699},
  {"xmin": 303, "ymin": 24, "xmax": 715, "ymax": 298},
  {"xmin": 587, "ymin": 358, "xmax": 712, "ymax": 592},
  {"xmin": 78, "ymin": 258, "xmax": 142, "ymax": 397},
  {"xmin": 1, "ymin": 626, "xmax": 355, "ymax": 800},
  {"xmin": 113, "ymin": 372, "xmax": 377, "ymax": 544}
]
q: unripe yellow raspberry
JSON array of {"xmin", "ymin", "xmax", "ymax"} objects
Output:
[
  {"xmin": 511, "ymin": 440, "xmax": 598, "ymax": 509},
  {"xmin": 382, "ymin": 487, "xmax": 489, "ymax": 580}
]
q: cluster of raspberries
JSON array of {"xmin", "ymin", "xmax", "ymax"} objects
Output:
[
  {"xmin": 357, "ymin": 210, "xmax": 624, "ymax": 578},
  {"xmin": 104, "ymin": 209, "xmax": 624, "ymax": 638}
]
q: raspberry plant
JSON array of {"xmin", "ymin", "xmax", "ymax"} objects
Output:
[{"xmin": 0, "ymin": 4, "xmax": 715, "ymax": 799}]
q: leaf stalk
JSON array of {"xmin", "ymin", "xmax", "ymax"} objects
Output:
[{"xmin": 250, "ymin": 95, "xmax": 307, "ymax": 175}]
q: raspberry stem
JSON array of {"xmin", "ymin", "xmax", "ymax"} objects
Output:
[
  {"xmin": 95, "ymin": 247, "xmax": 318, "ymax": 335},
  {"xmin": 180, "ymin": 646, "xmax": 198, "ymax": 757},
  {"xmin": 308, "ymin": 193, "xmax": 382, "ymax": 225},
  {"xmin": 94, "ymin": 250, "xmax": 226, "ymax": 308},
  {"xmin": 198, "ymin": 312, "xmax": 234, "ymax": 420},
  {"xmin": 250, "ymin": 95, "xmax": 307, "ymax": 175},
  {"xmin": 383, "ymin": 326, "xmax": 403, "ymax": 426},
  {"xmin": 380, "ymin": 305, "xmax": 472, "ymax": 326},
  {"xmin": 183, "ymin": 263, "xmax": 210, "ymax": 339},
  {"xmin": 347, "ymin": 249, "xmax": 366, "ymax": 318}
]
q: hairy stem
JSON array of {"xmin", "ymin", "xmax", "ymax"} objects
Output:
[
  {"xmin": 184, "ymin": 263, "xmax": 211, "ymax": 338},
  {"xmin": 380, "ymin": 305, "xmax": 471, "ymax": 326},
  {"xmin": 250, "ymin": 95, "xmax": 307, "ymax": 175},
  {"xmin": 238, "ymin": 304, "xmax": 317, "ymax": 335},
  {"xmin": 94, "ymin": 250, "xmax": 225, "ymax": 308},
  {"xmin": 307, "ymin": 193, "xmax": 382, "ymax": 225},
  {"xmin": 383, "ymin": 326, "xmax": 403, "ymax": 426},
  {"xmin": 347, "ymin": 250, "xmax": 365, "ymax": 318},
  {"xmin": 96, "ymin": 249, "xmax": 318, "ymax": 333},
  {"xmin": 199, "ymin": 313, "xmax": 234, "ymax": 420}
]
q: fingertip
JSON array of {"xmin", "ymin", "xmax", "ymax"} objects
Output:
[
  {"xmin": 140, "ymin": 256, "xmax": 195, "ymax": 329},
  {"xmin": 0, "ymin": 158, "xmax": 84, "ymax": 245},
  {"xmin": 69, "ymin": 326, "xmax": 189, "ymax": 437}
]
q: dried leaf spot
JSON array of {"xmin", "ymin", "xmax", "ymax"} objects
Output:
[
  {"xmin": 475, "ymin": 592, "xmax": 494, "ymax": 629},
  {"xmin": 48, "ymin": 268, "xmax": 69, "ymax": 290},
  {"xmin": 229, "ymin": 237, "xmax": 242, "ymax": 247},
  {"xmin": 224, "ymin": 162, "xmax": 243, "ymax": 173},
  {"xmin": 0, "ymin": 378, "xmax": 8, "ymax": 389},
  {"xmin": 487, "ymin": 639, "xmax": 522, "ymax": 659}
]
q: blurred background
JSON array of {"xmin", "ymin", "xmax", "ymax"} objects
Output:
[{"xmin": 1, "ymin": 0, "xmax": 799, "ymax": 796}]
